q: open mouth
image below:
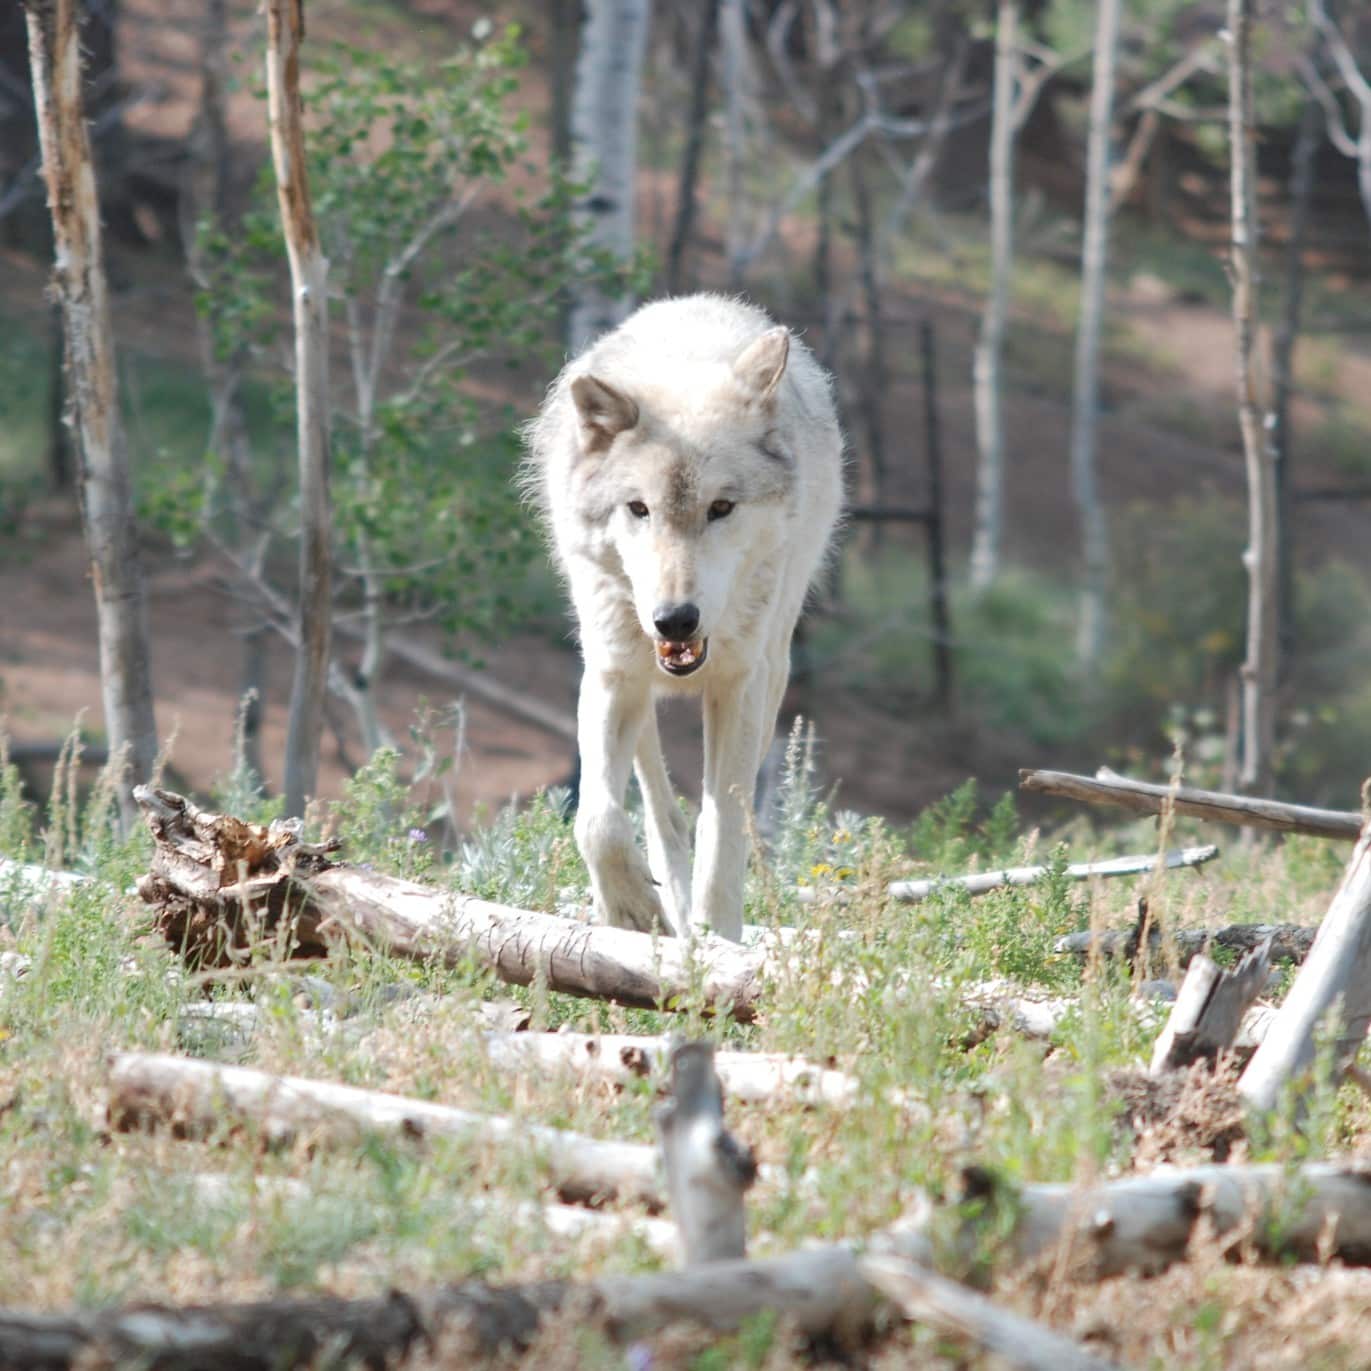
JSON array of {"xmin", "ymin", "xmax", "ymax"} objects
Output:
[{"xmin": 655, "ymin": 637, "xmax": 708, "ymax": 677}]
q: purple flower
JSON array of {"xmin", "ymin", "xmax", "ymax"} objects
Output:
[
  {"xmin": 625, "ymin": 1346, "xmax": 652, "ymax": 1371},
  {"xmin": 407, "ymin": 828, "xmax": 429, "ymax": 844}
]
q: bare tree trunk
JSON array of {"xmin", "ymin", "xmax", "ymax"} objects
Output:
[
  {"xmin": 184, "ymin": 0, "xmax": 269, "ymax": 787},
  {"xmin": 718, "ymin": 0, "xmax": 750, "ymax": 289},
  {"xmin": 1270, "ymin": 92, "xmax": 1320, "ymax": 686},
  {"xmin": 24, "ymin": 0, "xmax": 158, "ymax": 831},
  {"xmin": 1228, "ymin": 0, "xmax": 1277, "ymax": 796},
  {"xmin": 265, "ymin": 0, "xmax": 332, "ymax": 818},
  {"xmin": 664, "ymin": 0, "xmax": 718, "ymax": 293},
  {"xmin": 568, "ymin": 0, "xmax": 652, "ymax": 351},
  {"xmin": 1069, "ymin": 0, "xmax": 1120, "ymax": 666},
  {"xmin": 850, "ymin": 149, "xmax": 888, "ymax": 532},
  {"xmin": 969, "ymin": 0, "xmax": 1018, "ymax": 591}
]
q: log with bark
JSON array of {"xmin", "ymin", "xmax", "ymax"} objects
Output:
[
  {"xmin": 107, "ymin": 1051, "xmax": 664, "ymax": 1208},
  {"xmin": 1019, "ymin": 767, "xmax": 1362, "ymax": 840},
  {"xmin": 1239, "ymin": 818, "xmax": 1371, "ymax": 1113},
  {"xmin": 133, "ymin": 786, "xmax": 764, "ymax": 1020}
]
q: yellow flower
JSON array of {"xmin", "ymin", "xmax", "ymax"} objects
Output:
[{"xmin": 810, "ymin": 862, "xmax": 833, "ymax": 877}]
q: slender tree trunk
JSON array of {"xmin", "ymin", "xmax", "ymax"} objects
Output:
[
  {"xmin": 1069, "ymin": 0, "xmax": 1121, "ymax": 666},
  {"xmin": 969, "ymin": 0, "xmax": 1018, "ymax": 591},
  {"xmin": 719, "ymin": 0, "xmax": 749, "ymax": 288},
  {"xmin": 567, "ymin": 0, "xmax": 652, "ymax": 352},
  {"xmin": 1227, "ymin": 0, "xmax": 1277, "ymax": 796},
  {"xmin": 24, "ymin": 0, "xmax": 158, "ymax": 830},
  {"xmin": 265, "ymin": 0, "xmax": 332, "ymax": 818},
  {"xmin": 1270, "ymin": 93, "xmax": 1319, "ymax": 687},
  {"xmin": 664, "ymin": 0, "xmax": 718, "ymax": 293}
]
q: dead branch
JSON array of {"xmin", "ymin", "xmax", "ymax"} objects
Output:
[
  {"xmin": 134, "ymin": 786, "xmax": 764, "ymax": 1019},
  {"xmin": 1239, "ymin": 819, "xmax": 1371, "ymax": 1112},
  {"xmin": 884, "ymin": 845, "xmax": 1218, "ymax": 903},
  {"xmin": 1019, "ymin": 767, "xmax": 1362, "ymax": 840},
  {"xmin": 859, "ymin": 1253, "xmax": 1124, "ymax": 1371},
  {"xmin": 107, "ymin": 1051, "xmax": 664, "ymax": 1208}
]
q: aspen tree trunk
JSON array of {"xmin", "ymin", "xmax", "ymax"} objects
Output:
[
  {"xmin": 1227, "ymin": 0, "xmax": 1277, "ymax": 795},
  {"xmin": 24, "ymin": 0, "xmax": 158, "ymax": 831},
  {"xmin": 568, "ymin": 0, "xmax": 652, "ymax": 352},
  {"xmin": 265, "ymin": 0, "xmax": 332, "ymax": 818},
  {"xmin": 969, "ymin": 0, "xmax": 1018, "ymax": 591},
  {"xmin": 1069, "ymin": 0, "xmax": 1121, "ymax": 667}
]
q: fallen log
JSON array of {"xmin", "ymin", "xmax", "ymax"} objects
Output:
[
  {"xmin": 107, "ymin": 1051, "xmax": 664, "ymax": 1208},
  {"xmin": 656, "ymin": 1042, "xmax": 757, "ymax": 1264},
  {"xmin": 1239, "ymin": 818, "xmax": 1371, "ymax": 1113},
  {"xmin": 1148, "ymin": 943, "xmax": 1270, "ymax": 1075},
  {"xmin": 859, "ymin": 1253, "xmax": 1124, "ymax": 1371},
  {"xmin": 1005, "ymin": 1159, "xmax": 1371, "ymax": 1275},
  {"xmin": 1019, "ymin": 768, "xmax": 1363, "ymax": 840},
  {"xmin": 482, "ymin": 1029, "xmax": 861, "ymax": 1107},
  {"xmin": 1057, "ymin": 922, "xmax": 1315, "ymax": 966},
  {"xmin": 133, "ymin": 786, "xmax": 764, "ymax": 1020},
  {"xmin": 886, "ymin": 845, "xmax": 1218, "ymax": 903}
]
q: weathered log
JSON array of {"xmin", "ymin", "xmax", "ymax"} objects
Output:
[
  {"xmin": 482, "ymin": 1030, "xmax": 860, "ymax": 1107},
  {"xmin": 1019, "ymin": 768, "xmax": 1362, "ymax": 840},
  {"xmin": 107, "ymin": 1052, "xmax": 663, "ymax": 1208},
  {"xmin": 656, "ymin": 1042, "xmax": 757, "ymax": 1264},
  {"xmin": 859, "ymin": 1253, "xmax": 1124, "ymax": 1371},
  {"xmin": 886, "ymin": 845, "xmax": 1218, "ymax": 903},
  {"xmin": 1149, "ymin": 943, "xmax": 1270, "ymax": 1075},
  {"xmin": 1239, "ymin": 818, "xmax": 1371, "ymax": 1113},
  {"xmin": 133, "ymin": 786, "xmax": 764, "ymax": 1020},
  {"xmin": 1006, "ymin": 1159, "xmax": 1371, "ymax": 1275},
  {"xmin": 1057, "ymin": 922, "xmax": 1315, "ymax": 966}
]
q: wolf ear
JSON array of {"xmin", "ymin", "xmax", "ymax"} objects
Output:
[
  {"xmin": 571, "ymin": 374, "xmax": 639, "ymax": 455},
  {"xmin": 732, "ymin": 328, "xmax": 790, "ymax": 405}
]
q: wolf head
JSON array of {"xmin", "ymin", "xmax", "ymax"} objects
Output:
[{"xmin": 567, "ymin": 327, "xmax": 797, "ymax": 677}]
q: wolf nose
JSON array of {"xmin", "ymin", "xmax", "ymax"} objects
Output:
[{"xmin": 653, "ymin": 602, "xmax": 700, "ymax": 640}]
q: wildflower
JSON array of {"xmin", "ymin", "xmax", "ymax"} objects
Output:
[
  {"xmin": 810, "ymin": 862, "xmax": 833, "ymax": 878},
  {"xmin": 407, "ymin": 827, "xmax": 429, "ymax": 844}
]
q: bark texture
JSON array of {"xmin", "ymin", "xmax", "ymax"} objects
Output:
[
  {"xmin": 24, "ymin": 0, "xmax": 158, "ymax": 829},
  {"xmin": 265, "ymin": 0, "xmax": 333, "ymax": 818}
]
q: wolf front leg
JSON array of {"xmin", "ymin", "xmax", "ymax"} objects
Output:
[
  {"xmin": 692, "ymin": 670, "xmax": 769, "ymax": 942},
  {"xmin": 635, "ymin": 710, "xmax": 692, "ymax": 938},
  {"xmin": 576, "ymin": 669, "xmax": 670, "ymax": 933}
]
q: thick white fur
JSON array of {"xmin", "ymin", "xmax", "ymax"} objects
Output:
[{"xmin": 524, "ymin": 295, "xmax": 843, "ymax": 941}]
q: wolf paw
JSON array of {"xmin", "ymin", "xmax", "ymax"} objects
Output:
[{"xmin": 578, "ymin": 806, "xmax": 672, "ymax": 934}]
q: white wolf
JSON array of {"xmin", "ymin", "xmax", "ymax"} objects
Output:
[{"xmin": 525, "ymin": 295, "xmax": 843, "ymax": 942}]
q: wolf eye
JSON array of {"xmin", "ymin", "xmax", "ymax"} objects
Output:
[
  {"xmin": 708, "ymin": 500, "xmax": 735, "ymax": 521},
  {"xmin": 627, "ymin": 501, "xmax": 649, "ymax": 519}
]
